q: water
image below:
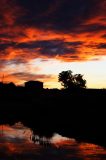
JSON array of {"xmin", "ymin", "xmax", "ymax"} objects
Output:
[{"xmin": 0, "ymin": 122, "xmax": 106, "ymax": 160}]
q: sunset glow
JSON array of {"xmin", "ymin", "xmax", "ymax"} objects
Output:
[{"xmin": 0, "ymin": 0, "xmax": 106, "ymax": 88}]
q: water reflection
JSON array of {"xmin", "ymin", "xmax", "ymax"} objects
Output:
[{"xmin": 0, "ymin": 122, "xmax": 106, "ymax": 160}]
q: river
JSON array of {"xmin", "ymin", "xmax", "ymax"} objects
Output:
[{"xmin": 0, "ymin": 122, "xmax": 106, "ymax": 160}]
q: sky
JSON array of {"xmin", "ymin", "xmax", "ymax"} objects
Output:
[{"xmin": 0, "ymin": 0, "xmax": 106, "ymax": 88}]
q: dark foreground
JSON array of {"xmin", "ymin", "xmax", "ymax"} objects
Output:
[{"xmin": 0, "ymin": 88, "xmax": 106, "ymax": 147}]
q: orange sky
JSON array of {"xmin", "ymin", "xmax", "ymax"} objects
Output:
[{"xmin": 0, "ymin": 0, "xmax": 106, "ymax": 88}]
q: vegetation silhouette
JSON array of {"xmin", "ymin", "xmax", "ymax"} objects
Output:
[
  {"xmin": 0, "ymin": 73, "xmax": 106, "ymax": 147},
  {"xmin": 58, "ymin": 70, "xmax": 86, "ymax": 90}
]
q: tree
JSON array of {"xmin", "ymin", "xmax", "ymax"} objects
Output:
[{"xmin": 58, "ymin": 70, "xmax": 86, "ymax": 89}]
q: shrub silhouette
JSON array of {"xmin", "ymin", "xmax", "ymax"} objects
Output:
[{"xmin": 58, "ymin": 70, "xmax": 86, "ymax": 89}]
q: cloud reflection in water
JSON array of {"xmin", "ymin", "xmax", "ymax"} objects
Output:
[{"xmin": 0, "ymin": 122, "xmax": 106, "ymax": 160}]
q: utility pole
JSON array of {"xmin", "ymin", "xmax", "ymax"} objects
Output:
[{"xmin": 2, "ymin": 74, "xmax": 4, "ymax": 83}]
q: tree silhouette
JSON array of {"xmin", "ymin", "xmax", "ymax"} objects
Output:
[{"xmin": 58, "ymin": 70, "xmax": 86, "ymax": 89}]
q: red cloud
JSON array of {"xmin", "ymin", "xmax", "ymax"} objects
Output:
[{"xmin": 0, "ymin": 0, "xmax": 23, "ymax": 26}]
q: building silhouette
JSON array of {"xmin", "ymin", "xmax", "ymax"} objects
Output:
[{"xmin": 25, "ymin": 80, "xmax": 43, "ymax": 91}]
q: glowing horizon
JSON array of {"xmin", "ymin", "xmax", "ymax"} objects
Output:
[{"xmin": 1, "ymin": 57, "xmax": 106, "ymax": 89}]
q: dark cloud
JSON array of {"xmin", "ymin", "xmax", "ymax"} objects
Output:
[
  {"xmin": 38, "ymin": 41, "xmax": 78, "ymax": 56},
  {"xmin": 16, "ymin": 40, "xmax": 83, "ymax": 49},
  {"xmin": 0, "ymin": 32, "xmax": 26, "ymax": 40},
  {"xmin": 97, "ymin": 43, "xmax": 106, "ymax": 49},
  {"xmin": 15, "ymin": 40, "xmax": 83, "ymax": 57},
  {"xmin": 102, "ymin": 34, "xmax": 106, "ymax": 39},
  {"xmin": 78, "ymin": 24, "xmax": 106, "ymax": 33},
  {"xmin": 0, "ymin": 39, "xmax": 83, "ymax": 61},
  {"xmin": 11, "ymin": 72, "xmax": 53, "ymax": 81},
  {"xmin": 0, "ymin": 42, "xmax": 16, "ymax": 50},
  {"xmin": 65, "ymin": 41, "xmax": 84, "ymax": 46},
  {"xmin": 14, "ymin": 0, "xmax": 106, "ymax": 33},
  {"xmin": 0, "ymin": 0, "xmax": 23, "ymax": 26},
  {"xmin": 0, "ymin": 0, "xmax": 106, "ymax": 35},
  {"xmin": 0, "ymin": 34, "xmax": 14, "ymax": 38}
]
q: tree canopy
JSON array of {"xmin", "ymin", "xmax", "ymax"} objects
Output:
[{"xmin": 58, "ymin": 70, "xmax": 86, "ymax": 89}]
